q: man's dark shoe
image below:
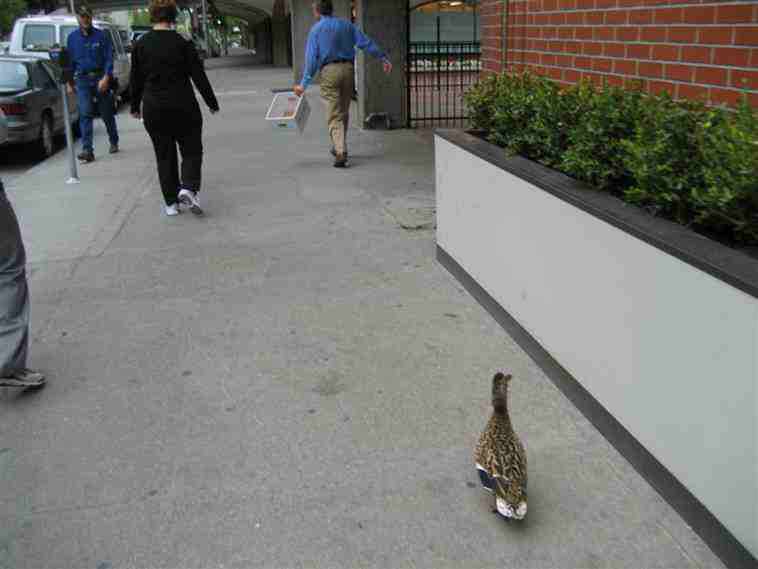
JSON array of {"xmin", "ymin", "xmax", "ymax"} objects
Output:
[
  {"xmin": 109, "ymin": 144, "xmax": 119, "ymax": 154},
  {"xmin": 77, "ymin": 151, "xmax": 95, "ymax": 163},
  {"xmin": 330, "ymin": 147, "xmax": 348, "ymax": 158},
  {"xmin": 0, "ymin": 368, "xmax": 46, "ymax": 388},
  {"xmin": 333, "ymin": 153, "xmax": 348, "ymax": 168}
]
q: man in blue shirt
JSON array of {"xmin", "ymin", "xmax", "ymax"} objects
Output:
[
  {"xmin": 66, "ymin": 5, "xmax": 119, "ymax": 163},
  {"xmin": 294, "ymin": 0, "xmax": 391, "ymax": 167}
]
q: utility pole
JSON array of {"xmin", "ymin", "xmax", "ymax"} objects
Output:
[
  {"xmin": 61, "ymin": 83, "xmax": 79, "ymax": 184},
  {"xmin": 69, "ymin": 0, "xmax": 76, "ymax": 15},
  {"xmin": 201, "ymin": 0, "xmax": 209, "ymax": 49}
]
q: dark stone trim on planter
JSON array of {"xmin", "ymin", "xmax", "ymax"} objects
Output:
[
  {"xmin": 437, "ymin": 245, "xmax": 756, "ymax": 569},
  {"xmin": 435, "ymin": 129, "xmax": 758, "ymax": 300}
]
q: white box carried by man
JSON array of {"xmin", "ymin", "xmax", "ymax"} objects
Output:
[{"xmin": 265, "ymin": 92, "xmax": 310, "ymax": 133}]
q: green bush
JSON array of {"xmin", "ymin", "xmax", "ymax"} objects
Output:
[
  {"xmin": 621, "ymin": 95, "xmax": 708, "ymax": 226},
  {"xmin": 560, "ymin": 83, "xmax": 644, "ymax": 192},
  {"xmin": 693, "ymin": 101, "xmax": 758, "ymax": 244},
  {"xmin": 464, "ymin": 72, "xmax": 758, "ymax": 247},
  {"xmin": 469, "ymin": 73, "xmax": 587, "ymax": 168}
]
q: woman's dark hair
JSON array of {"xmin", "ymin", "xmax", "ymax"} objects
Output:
[
  {"xmin": 149, "ymin": 0, "xmax": 178, "ymax": 23},
  {"xmin": 315, "ymin": 0, "xmax": 333, "ymax": 15}
]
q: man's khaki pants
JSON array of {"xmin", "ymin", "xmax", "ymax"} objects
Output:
[{"xmin": 319, "ymin": 62, "xmax": 354, "ymax": 156}]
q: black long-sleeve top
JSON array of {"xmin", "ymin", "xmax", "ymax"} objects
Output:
[{"xmin": 129, "ymin": 30, "xmax": 219, "ymax": 116}]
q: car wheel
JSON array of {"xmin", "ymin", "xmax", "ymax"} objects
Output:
[{"xmin": 37, "ymin": 114, "xmax": 54, "ymax": 158}]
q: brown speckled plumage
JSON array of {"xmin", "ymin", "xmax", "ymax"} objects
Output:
[{"xmin": 474, "ymin": 372, "xmax": 528, "ymax": 519}]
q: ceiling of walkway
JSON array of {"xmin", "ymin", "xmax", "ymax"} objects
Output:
[
  {"xmin": 81, "ymin": 0, "xmax": 275, "ymax": 24},
  {"xmin": 80, "ymin": 0, "xmax": 475, "ymax": 26},
  {"xmin": 210, "ymin": 0, "xmax": 272, "ymax": 24}
]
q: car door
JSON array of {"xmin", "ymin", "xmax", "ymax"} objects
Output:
[
  {"xmin": 28, "ymin": 61, "xmax": 58, "ymax": 131},
  {"xmin": 115, "ymin": 28, "xmax": 130, "ymax": 92},
  {"xmin": 0, "ymin": 108, "xmax": 8, "ymax": 145},
  {"xmin": 40, "ymin": 60, "xmax": 77, "ymax": 130},
  {"xmin": 105, "ymin": 26, "xmax": 127, "ymax": 94}
]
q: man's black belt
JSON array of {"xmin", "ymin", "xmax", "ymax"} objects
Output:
[
  {"xmin": 323, "ymin": 59, "xmax": 353, "ymax": 67},
  {"xmin": 77, "ymin": 69, "xmax": 105, "ymax": 78}
]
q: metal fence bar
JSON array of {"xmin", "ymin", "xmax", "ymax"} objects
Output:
[{"xmin": 407, "ymin": 41, "xmax": 481, "ymax": 129}]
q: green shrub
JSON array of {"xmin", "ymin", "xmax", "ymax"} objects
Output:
[
  {"xmin": 560, "ymin": 83, "xmax": 644, "ymax": 192},
  {"xmin": 694, "ymin": 100, "xmax": 758, "ymax": 245},
  {"xmin": 463, "ymin": 73, "xmax": 500, "ymax": 134},
  {"xmin": 466, "ymin": 73, "xmax": 587, "ymax": 168},
  {"xmin": 621, "ymin": 95, "xmax": 708, "ymax": 226},
  {"xmin": 464, "ymin": 71, "xmax": 758, "ymax": 248}
]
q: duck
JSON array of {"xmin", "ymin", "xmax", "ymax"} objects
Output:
[{"xmin": 474, "ymin": 372, "xmax": 528, "ymax": 520}]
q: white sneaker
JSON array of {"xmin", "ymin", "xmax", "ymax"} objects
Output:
[
  {"xmin": 178, "ymin": 188, "xmax": 204, "ymax": 216},
  {"xmin": 165, "ymin": 203, "xmax": 180, "ymax": 216}
]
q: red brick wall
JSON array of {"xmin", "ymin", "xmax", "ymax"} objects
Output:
[{"xmin": 480, "ymin": 0, "xmax": 758, "ymax": 107}]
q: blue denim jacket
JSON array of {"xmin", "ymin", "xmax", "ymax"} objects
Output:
[{"xmin": 66, "ymin": 27, "xmax": 113, "ymax": 78}]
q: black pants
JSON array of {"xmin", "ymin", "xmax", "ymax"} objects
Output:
[{"xmin": 143, "ymin": 107, "xmax": 203, "ymax": 206}]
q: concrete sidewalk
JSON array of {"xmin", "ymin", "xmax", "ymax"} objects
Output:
[{"xmin": 0, "ymin": 55, "xmax": 725, "ymax": 569}]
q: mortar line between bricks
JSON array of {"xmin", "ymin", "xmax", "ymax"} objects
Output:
[
  {"xmin": 513, "ymin": 48, "xmax": 758, "ymax": 73},
  {"xmin": 512, "ymin": 4, "xmax": 758, "ymax": 15}
]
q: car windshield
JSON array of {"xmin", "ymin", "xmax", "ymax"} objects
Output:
[
  {"xmin": 22, "ymin": 24, "xmax": 55, "ymax": 51},
  {"xmin": 61, "ymin": 26, "xmax": 78, "ymax": 46},
  {"xmin": 0, "ymin": 61, "xmax": 31, "ymax": 91}
]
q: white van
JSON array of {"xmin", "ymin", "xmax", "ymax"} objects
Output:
[{"xmin": 9, "ymin": 14, "xmax": 130, "ymax": 98}]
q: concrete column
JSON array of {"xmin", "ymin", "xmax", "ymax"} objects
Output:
[
  {"xmin": 290, "ymin": 0, "xmax": 351, "ymax": 83},
  {"xmin": 253, "ymin": 20, "xmax": 272, "ymax": 63},
  {"xmin": 271, "ymin": 16, "xmax": 291, "ymax": 67},
  {"xmin": 354, "ymin": 0, "xmax": 407, "ymax": 129},
  {"xmin": 333, "ymin": 0, "xmax": 351, "ymax": 19}
]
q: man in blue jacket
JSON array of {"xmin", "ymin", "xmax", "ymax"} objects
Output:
[
  {"xmin": 294, "ymin": 0, "xmax": 391, "ymax": 167},
  {"xmin": 66, "ymin": 5, "xmax": 119, "ymax": 163}
]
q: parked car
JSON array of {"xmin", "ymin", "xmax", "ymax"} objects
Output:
[
  {"xmin": 0, "ymin": 108, "xmax": 8, "ymax": 145},
  {"xmin": 118, "ymin": 28, "xmax": 132, "ymax": 53},
  {"xmin": 0, "ymin": 41, "xmax": 9, "ymax": 55},
  {"xmin": 191, "ymin": 36, "xmax": 208, "ymax": 59},
  {"xmin": 129, "ymin": 29, "xmax": 149, "ymax": 44},
  {"xmin": 0, "ymin": 55, "xmax": 79, "ymax": 158},
  {"xmin": 8, "ymin": 14, "xmax": 130, "ymax": 99}
]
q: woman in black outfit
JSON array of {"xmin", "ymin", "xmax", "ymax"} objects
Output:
[{"xmin": 130, "ymin": 0, "xmax": 219, "ymax": 217}]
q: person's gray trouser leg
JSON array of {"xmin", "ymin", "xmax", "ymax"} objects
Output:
[{"xmin": 0, "ymin": 184, "xmax": 29, "ymax": 377}]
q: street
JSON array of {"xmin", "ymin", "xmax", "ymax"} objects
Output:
[{"xmin": 0, "ymin": 131, "xmax": 69, "ymax": 185}]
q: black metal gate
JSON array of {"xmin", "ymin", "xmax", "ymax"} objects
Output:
[{"xmin": 406, "ymin": 38, "xmax": 481, "ymax": 128}]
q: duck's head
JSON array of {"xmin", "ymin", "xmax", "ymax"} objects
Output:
[{"xmin": 491, "ymin": 372, "xmax": 512, "ymax": 414}]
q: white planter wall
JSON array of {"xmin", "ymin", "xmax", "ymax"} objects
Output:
[{"xmin": 435, "ymin": 134, "xmax": 758, "ymax": 560}]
